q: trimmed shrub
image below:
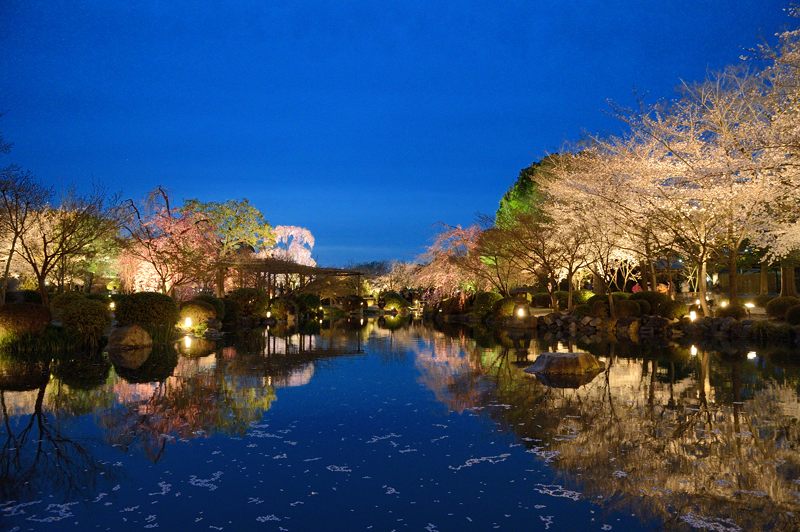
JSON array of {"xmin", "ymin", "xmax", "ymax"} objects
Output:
[
  {"xmin": 572, "ymin": 304, "xmax": 591, "ymax": 318},
  {"xmin": 0, "ymin": 303, "xmax": 51, "ymax": 344},
  {"xmin": 766, "ymin": 296, "xmax": 800, "ymax": 320},
  {"xmin": 664, "ymin": 300, "xmax": 688, "ymax": 320},
  {"xmin": 754, "ymin": 294, "xmax": 775, "ymax": 308},
  {"xmin": 630, "ymin": 291, "xmax": 673, "ymax": 317},
  {"xmin": 268, "ymin": 297, "xmax": 295, "ymax": 320},
  {"xmin": 634, "ymin": 299, "xmax": 652, "ymax": 315},
  {"xmin": 532, "ymin": 292, "xmax": 551, "ymax": 307},
  {"xmin": 7, "ymin": 290, "xmax": 43, "ymax": 304},
  {"xmin": 50, "ymin": 292, "xmax": 89, "ymax": 321},
  {"xmin": 61, "ymin": 297, "xmax": 111, "ymax": 348},
  {"xmin": 180, "ymin": 300, "xmax": 217, "ymax": 334},
  {"xmin": 471, "ymin": 291, "xmax": 502, "ymax": 317},
  {"xmin": 192, "ymin": 294, "xmax": 225, "ymax": 320},
  {"xmin": 115, "ymin": 292, "xmax": 179, "ymax": 343},
  {"xmin": 295, "ymin": 293, "xmax": 322, "ymax": 312},
  {"xmin": 114, "ymin": 346, "xmax": 177, "ymax": 384},
  {"xmin": 610, "ymin": 291, "xmax": 630, "ymax": 300},
  {"xmin": 226, "ymin": 288, "xmax": 269, "ymax": 318},
  {"xmin": 52, "ymin": 353, "xmax": 110, "ymax": 391},
  {"xmin": 785, "ymin": 304, "xmax": 800, "ymax": 325},
  {"xmin": 381, "ymin": 291, "xmax": 410, "ymax": 311},
  {"xmin": 716, "ymin": 304, "xmax": 747, "ymax": 320},
  {"xmin": 491, "ymin": 297, "xmax": 517, "ymax": 320},
  {"xmin": 615, "ymin": 299, "xmax": 642, "ymax": 318}
]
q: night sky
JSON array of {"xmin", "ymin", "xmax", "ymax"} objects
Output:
[{"xmin": 0, "ymin": 1, "xmax": 791, "ymax": 265}]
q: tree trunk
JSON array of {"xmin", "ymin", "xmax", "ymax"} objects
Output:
[
  {"xmin": 780, "ymin": 261, "xmax": 797, "ymax": 297},
  {"xmin": 566, "ymin": 272, "xmax": 574, "ymax": 310},
  {"xmin": 593, "ymin": 272, "xmax": 606, "ymax": 295},
  {"xmin": 728, "ymin": 250, "xmax": 738, "ymax": 303},
  {"xmin": 37, "ymin": 275, "xmax": 49, "ymax": 306},
  {"xmin": 759, "ymin": 260, "xmax": 769, "ymax": 295},
  {"xmin": 0, "ymin": 233, "xmax": 18, "ymax": 305},
  {"xmin": 215, "ymin": 266, "xmax": 225, "ymax": 297},
  {"xmin": 698, "ymin": 260, "xmax": 710, "ymax": 316}
]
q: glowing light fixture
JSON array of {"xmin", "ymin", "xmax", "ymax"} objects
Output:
[
  {"xmin": 744, "ymin": 302, "xmax": 755, "ymax": 309},
  {"xmin": 516, "ymin": 306, "xmax": 527, "ymax": 319},
  {"xmin": 689, "ymin": 310, "xmax": 697, "ymax": 322},
  {"xmin": 266, "ymin": 311, "xmax": 271, "ymax": 318},
  {"xmin": 747, "ymin": 351, "xmax": 757, "ymax": 360},
  {"xmin": 360, "ymin": 318, "xmax": 364, "ymax": 325},
  {"xmin": 695, "ymin": 299, "xmax": 701, "ymax": 305},
  {"xmin": 720, "ymin": 300, "xmax": 729, "ymax": 308},
  {"xmin": 109, "ymin": 301, "xmax": 116, "ymax": 311},
  {"xmin": 183, "ymin": 335, "xmax": 192, "ymax": 349},
  {"xmin": 690, "ymin": 345, "xmax": 698, "ymax": 356},
  {"xmin": 183, "ymin": 316, "xmax": 193, "ymax": 329}
]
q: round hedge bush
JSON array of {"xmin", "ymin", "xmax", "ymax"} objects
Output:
[
  {"xmin": 191, "ymin": 294, "xmax": 225, "ymax": 320},
  {"xmin": 51, "ymin": 292, "xmax": 89, "ymax": 320},
  {"xmin": 630, "ymin": 291, "xmax": 674, "ymax": 317},
  {"xmin": 7, "ymin": 290, "xmax": 43, "ymax": 304},
  {"xmin": 572, "ymin": 304, "xmax": 591, "ymax": 318},
  {"xmin": 532, "ymin": 292, "xmax": 551, "ymax": 307},
  {"xmin": 0, "ymin": 303, "xmax": 51, "ymax": 343},
  {"xmin": 785, "ymin": 304, "xmax": 800, "ymax": 325},
  {"xmin": 226, "ymin": 288, "xmax": 269, "ymax": 318},
  {"xmin": 766, "ymin": 296, "xmax": 800, "ymax": 320},
  {"xmin": 615, "ymin": 299, "xmax": 642, "ymax": 318},
  {"xmin": 114, "ymin": 292, "xmax": 179, "ymax": 343},
  {"xmin": 634, "ymin": 299, "xmax": 652, "ymax": 315},
  {"xmin": 180, "ymin": 300, "xmax": 217, "ymax": 329},
  {"xmin": 61, "ymin": 297, "xmax": 111, "ymax": 347},
  {"xmin": 754, "ymin": 294, "xmax": 775, "ymax": 308},
  {"xmin": 491, "ymin": 297, "xmax": 517, "ymax": 319},
  {"xmin": 381, "ymin": 291, "xmax": 410, "ymax": 311},
  {"xmin": 471, "ymin": 291, "xmax": 502, "ymax": 316},
  {"xmin": 716, "ymin": 304, "xmax": 747, "ymax": 319},
  {"xmin": 295, "ymin": 293, "xmax": 322, "ymax": 312},
  {"xmin": 665, "ymin": 300, "xmax": 689, "ymax": 320}
]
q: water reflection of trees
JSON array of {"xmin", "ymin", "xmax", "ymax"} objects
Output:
[
  {"xmin": 414, "ymin": 332, "xmax": 800, "ymax": 530},
  {"xmin": 0, "ymin": 357, "xmax": 109, "ymax": 501}
]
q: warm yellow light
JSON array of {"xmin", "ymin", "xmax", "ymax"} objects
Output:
[
  {"xmin": 319, "ymin": 306, "xmax": 323, "ymax": 311},
  {"xmin": 360, "ymin": 318, "xmax": 364, "ymax": 325},
  {"xmin": 109, "ymin": 301, "xmax": 116, "ymax": 310},
  {"xmin": 744, "ymin": 302, "xmax": 755, "ymax": 309},
  {"xmin": 183, "ymin": 335, "xmax": 192, "ymax": 349},
  {"xmin": 183, "ymin": 316, "xmax": 193, "ymax": 329},
  {"xmin": 694, "ymin": 299, "xmax": 701, "ymax": 305},
  {"xmin": 266, "ymin": 311, "xmax": 271, "ymax": 318},
  {"xmin": 516, "ymin": 307, "xmax": 526, "ymax": 319},
  {"xmin": 720, "ymin": 300, "xmax": 729, "ymax": 308},
  {"xmin": 689, "ymin": 310, "xmax": 697, "ymax": 322},
  {"xmin": 690, "ymin": 345, "xmax": 698, "ymax": 356},
  {"xmin": 318, "ymin": 319, "xmax": 322, "ymax": 324},
  {"xmin": 747, "ymin": 351, "xmax": 757, "ymax": 360}
]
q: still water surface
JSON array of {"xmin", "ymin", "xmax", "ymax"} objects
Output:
[{"xmin": 1, "ymin": 319, "xmax": 799, "ymax": 530}]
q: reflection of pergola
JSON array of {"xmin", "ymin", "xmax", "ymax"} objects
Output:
[{"xmin": 220, "ymin": 257, "xmax": 362, "ymax": 298}]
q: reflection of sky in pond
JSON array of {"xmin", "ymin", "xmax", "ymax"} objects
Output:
[{"xmin": 1, "ymin": 321, "xmax": 799, "ymax": 530}]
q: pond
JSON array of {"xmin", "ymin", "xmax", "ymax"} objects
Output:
[{"xmin": 1, "ymin": 319, "xmax": 799, "ymax": 530}]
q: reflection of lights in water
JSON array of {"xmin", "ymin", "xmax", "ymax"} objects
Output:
[
  {"xmin": 747, "ymin": 351, "xmax": 757, "ymax": 360},
  {"xmin": 183, "ymin": 335, "xmax": 192, "ymax": 349},
  {"xmin": 689, "ymin": 311, "xmax": 697, "ymax": 322},
  {"xmin": 183, "ymin": 316, "xmax": 193, "ymax": 329},
  {"xmin": 690, "ymin": 345, "xmax": 698, "ymax": 356}
]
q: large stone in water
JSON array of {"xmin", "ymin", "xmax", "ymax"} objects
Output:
[
  {"xmin": 526, "ymin": 352, "xmax": 604, "ymax": 375},
  {"xmin": 107, "ymin": 325, "xmax": 153, "ymax": 350}
]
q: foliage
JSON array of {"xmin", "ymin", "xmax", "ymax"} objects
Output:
[
  {"xmin": 615, "ymin": 299, "xmax": 642, "ymax": 318},
  {"xmin": 51, "ymin": 292, "xmax": 89, "ymax": 320},
  {"xmin": 716, "ymin": 304, "xmax": 747, "ymax": 320},
  {"xmin": 754, "ymin": 294, "xmax": 775, "ymax": 308},
  {"xmin": 114, "ymin": 291, "xmax": 179, "ymax": 343},
  {"xmin": 191, "ymin": 293, "xmax": 225, "ymax": 319},
  {"xmin": 7, "ymin": 289, "xmax": 43, "ymax": 304},
  {"xmin": 784, "ymin": 304, "xmax": 800, "ymax": 325},
  {"xmin": 664, "ymin": 300, "xmax": 689, "ymax": 320},
  {"xmin": 264, "ymin": 225, "xmax": 315, "ymax": 266},
  {"xmin": 226, "ymin": 288, "xmax": 269, "ymax": 318},
  {"xmin": 183, "ymin": 197, "xmax": 274, "ymax": 256},
  {"xmin": 572, "ymin": 304, "xmax": 591, "ymax": 318},
  {"xmin": 532, "ymin": 292, "xmax": 551, "ymax": 307},
  {"xmin": 295, "ymin": 293, "xmax": 322, "ymax": 312},
  {"xmin": 470, "ymin": 291, "xmax": 503, "ymax": 316},
  {"xmin": 180, "ymin": 300, "xmax": 217, "ymax": 334},
  {"xmin": 765, "ymin": 296, "xmax": 800, "ymax": 319},
  {"xmin": 490, "ymin": 298, "xmax": 518, "ymax": 320},
  {"xmin": 0, "ymin": 303, "xmax": 51, "ymax": 344},
  {"xmin": 52, "ymin": 352, "xmax": 110, "ymax": 390},
  {"xmin": 381, "ymin": 291, "xmax": 410, "ymax": 311},
  {"xmin": 495, "ymin": 160, "xmax": 549, "ymax": 228},
  {"xmin": 630, "ymin": 292, "xmax": 674, "ymax": 317},
  {"xmin": 113, "ymin": 346, "xmax": 178, "ymax": 383},
  {"xmin": 60, "ymin": 297, "xmax": 111, "ymax": 348}
]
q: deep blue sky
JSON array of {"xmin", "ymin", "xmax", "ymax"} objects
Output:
[{"xmin": 0, "ymin": 1, "xmax": 792, "ymax": 266}]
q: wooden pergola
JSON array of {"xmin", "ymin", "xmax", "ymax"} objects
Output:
[{"xmin": 218, "ymin": 257, "xmax": 362, "ymax": 298}]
